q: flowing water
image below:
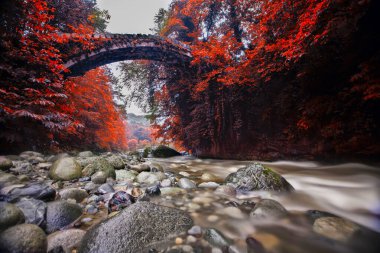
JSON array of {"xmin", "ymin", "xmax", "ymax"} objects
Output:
[{"xmin": 149, "ymin": 156, "xmax": 380, "ymax": 253}]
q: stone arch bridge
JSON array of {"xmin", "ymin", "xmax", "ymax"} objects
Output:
[{"xmin": 63, "ymin": 33, "xmax": 192, "ymax": 77}]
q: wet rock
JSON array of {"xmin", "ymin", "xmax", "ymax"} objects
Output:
[
  {"xmin": 49, "ymin": 157, "xmax": 82, "ymax": 181},
  {"xmin": 0, "ymin": 157, "xmax": 14, "ymax": 171},
  {"xmin": 137, "ymin": 172, "xmax": 161, "ymax": 185},
  {"xmin": 4, "ymin": 183, "xmax": 56, "ymax": 202},
  {"xmin": 107, "ymin": 191, "xmax": 134, "ymax": 212},
  {"xmin": 59, "ymin": 188, "xmax": 88, "ymax": 203},
  {"xmin": 98, "ymin": 183, "xmax": 115, "ymax": 194},
  {"xmin": 201, "ymin": 173, "xmax": 221, "ymax": 182},
  {"xmin": 0, "ymin": 202, "xmax": 25, "ymax": 231},
  {"xmin": 85, "ymin": 204, "xmax": 98, "ymax": 215},
  {"xmin": 214, "ymin": 185, "xmax": 237, "ymax": 197},
  {"xmin": 131, "ymin": 163, "xmax": 151, "ymax": 172},
  {"xmin": 217, "ymin": 207, "xmax": 245, "ymax": 219},
  {"xmin": 84, "ymin": 182, "xmax": 97, "ymax": 192},
  {"xmin": 76, "ymin": 156, "xmax": 98, "ymax": 168},
  {"xmin": 79, "ymin": 202, "xmax": 193, "ymax": 253},
  {"xmin": 306, "ymin": 210, "xmax": 337, "ymax": 224},
  {"xmin": 150, "ymin": 163, "xmax": 164, "ymax": 172},
  {"xmin": 0, "ymin": 173, "xmax": 20, "ymax": 188},
  {"xmin": 106, "ymin": 155, "xmax": 125, "ymax": 170},
  {"xmin": 203, "ymin": 228, "xmax": 232, "ymax": 248},
  {"xmin": 47, "ymin": 229, "xmax": 86, "ymax": 253},
  {"xmin": 145, "ymin": 184, "xmax": 161, "ymax": 196},
  {"xmin": 0, "ymin": 224, "xmax": 47, "ymax": 253},
  {"xmin": 246, "ymin": 237, "xmax": 267, "ymax": 253},
  {"xmin": 46, "ymin": 200, "xmax": 83, "ymax": 233},
  {"xmin": 313, "ymin": 217, "xmax": 360, "ymax": 241},
  {"xmin": 225, "ymin": 163, "xmax": 293, "ymax": 192},
  {"xmin": 82, "ymin": 158, "xmax": 115, "ymax": 179},
  {"xmin": 116, "ymin": 170, "xmax": 137, "ymax": 181},
  {"xmin": 160, "ymin": 178, "xmax": 172, "ymax": 187},
  {"xmin": 198, "ymin": 182, "xmax": 220, "ymax": 188},
  {"xmin": 10, "ymin": 161, "xmax": 32, "ymax": 174},
  {"xmin": 91, "ymin": 171, "xmax": 107, "ymax": 184},
  {"xmin": 250, "ymin": 199, "xmax": 287, "ymax": 220},
  {"xmin": 78, "ymin": 151, "xmax": 94, "ymax": 158},
  {"xmin": 178, "ymin": 178, "xmax": 196, "ymax": 189},
  {"xmin": 18, "ymin": 174, "xmax": 29, "ymax": 182},
  {"xmin": 152, "ymin": 145, "xmax": 181, "ymax": 158},
  {"xmin": 15, "ymin": 198, "xmax": 47, "ymax": 226},
  {"xmin": 188, "ymin": 225, "xmax": 202, "ymax": 236},
  {"xmin": 160, "ymin": 187, "xmax": 187, "ymax": 196}
]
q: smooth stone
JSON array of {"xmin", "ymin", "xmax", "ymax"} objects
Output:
[
  {"xmin": 131, "ymin": 163, "xmax": 151, "ymax": 173},
  {"xmin": 0, "ymin": 156, "xmax": 13, "ymax": 171},
  {"xmin": 82, "ymin": 158, "xmax": 115, "ymax": 179},
  {"xmin": 198, "ymin": 182, "xmax": 220, "ymax": 188},
  {"xmin": 145, "ymin": 184, "xmax": 161, "ymax": 196},
  {"xmin": 178, "ymin": 178, "xmax": 196, "ymax": 189},
  {"xmin": 160, "ymin": 178, "xmax": 172, "ymax": 187},
  {"xmin": 137, "ymin": 172, "xmax": 160, "ymax": 185},
  {"xmin": 15, "ymin": 198, "xmax": 47, "ymax": 226},
  {"xmin": 313, "ymin": 217, "xmax": 360, "ymax": 241},
  {"xmin": 214, "ymin": 185, "xmax": 237, "ymax": 197},
  {"xmin": 160, "ymin": 187, "xmax": 187, "ymax": 196},
  {"xmin": 91, "ymin": 171, "xmax": 107, "ymax": 184},
  {"xmin": 59, "ymin": 188, "xmax": 88, "ymax": 203},
  {"xmin": 250, "ymin": 199, "xmax": 287, "ymax": 220},
  {"xmin": 0, "ymin": 224, "xmax": 47, "ymax": 253},
  {"xmin": 46, "ymin": 200, "xmax": 83, "ymax": 233},
  {"xmin": 203, "ymin": 228, "xmax": 231, "ymax": 248},
  {"xmin": 98, "ymin": 183, "xmax": 115, "ymax": 194},
  {"xmin": 116, "ymin": 170, "xmax": 136, "ymax": 181},
  {"xmin": 78, "ymin": 151, "xmax": 94, "ymax": 158},
  {"xmin": 225, "ymin": 163, "xmax": 294, "ymax": 192},
  {"xmin": 188, "ymin": 225, "xmax": 202, "ymax": 236},
  {"xmin": 0, "ymin": 184, "xmax": 25, "ymax": 195},
  {"xmin": 47, "ymin": 229, "xmax": 86, "ymax": 253},
  {"xmin": 0, "ymin": 173, "xmax": 20, "ymax": 188},
  {"xmin": 201, "ymin": 173, "xmax": 221, "ymax": 182},
  {"xmin": 217, "ymin": 207, "xmax": 245, "ymax": 219},
  {"xmin": 0, "ymin": 202, "xmax": 25, "ymax": 231},
  {"xmin": 84, "ymin": 182, "xmax": 97, "ymax": 192},
  {"xmin": 5, "ymin": 183, "xmax": 56, "ymax": 202},
  {"xmin": 49, "ymin": 157, "xmax": 82, "ymax": 181},
  {"xmin": 105, "ymin": 155, "xmax": 125, "ymax": 170},
  {"xmin": 107, "ymin": 191, "xmax": 134, "ymax": 213},
  {"xmin": 79, "ymin": 202, "xmax": 193, "ymax": 253}
]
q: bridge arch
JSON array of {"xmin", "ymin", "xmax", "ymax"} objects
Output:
[{"xmin": 63, "ymin": 34, "xmax": 192, "ymax": 77}]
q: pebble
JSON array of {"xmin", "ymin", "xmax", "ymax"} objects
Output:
[
  {"xmin": 85, "ymin": 204, "xmax": 98, "ymax": 214},
  {"xmin": 207, "ymin": 215, "xmax": 219, "ymax": 222},
  {"xmin": 175, "ymin": 237, "xmax": 183, "ymax": 245},
  {"xmin": 178, "ymin": 178, "xmax": 197, "ymax": 189},
  {"xmin": 198, "ymin": 182, "xmax": 220, "ymax": 188},
  {"xmin": 187, "ymin": 235, "xmax": 197, "ymax": 243},
  {"xmin": 188, "ymin": 225, "xmax": 202, "ymax": 236}
]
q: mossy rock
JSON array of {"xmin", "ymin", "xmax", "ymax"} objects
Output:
[
  {"xmin": 151, "ymin": 145, "xmax": 181, "ymax": 158},
  {"xmin": 225, "ymin": 163, "xmax": 293, "ymax": 192},
  {"xmin": 82, "ymin": 158, "xmax": 115, "ymax": 179},
  {"xmin": 49, "ymin": 157, "xmax": 82, "ymax": 181}
]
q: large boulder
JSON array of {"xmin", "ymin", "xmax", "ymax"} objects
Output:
[
  {"xmin": 46, "ymin": 201, "xmax": 83, "ymax": 233},
  {"xmin": 82, "ymin": 158, "xmax": 115, "ymax": 179},
  {"xmin": 49, "ymin": 157, "xmax": 82, "ymax": 181},
  {"xmin": 105, "ymin": 155, "xmax": 125, "ymax": 170},
  {"xmin": 15, "ymin": 198, "xmax": 47, "ymax": 226},
  {"xmin": 151, "ymin": 145, "xmax": 181, "ymax": 158},
  {"xmin": 249, "ymin": 199, "xmax": 288, "ymax": 220},
  {"xmin": 47, "ymin": 229, "xmax": 86, "ymax": 253},
  {"xmin": 0, "ymin": 202, "xmax": 25, "ymax": 231},
  {"xmin": 3, "ymin": 183, "xmax": 56, "ymax": 202},
  {"xmin": 79, "ymin": 202, "xmax": 193, "ymax": 253},
  {"xmin": 225, "ymin": 163, "xmax": 293, "ymax": 192},
  {"xmin": 0, "ymin": 224, "xmax": 47, "ymax": 253},
  {"xmin": 0, "ymin": 157, "xmax": 13, "ymax": 171}
]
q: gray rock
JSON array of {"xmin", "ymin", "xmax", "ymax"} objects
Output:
[
  {"xmin": 203, "ymin": 228, "xmax": 232, "ymax": 248},
  {"xmin": 160, "ymin": 187, "xmax": 187, "ymax": 196},
  {"xmin": 313, "ymin": 217, "xmax": 360, "ymax": 241},
  {"xmin": 131, "ymin": 163, "xmax": 150, "ymax": 173},
  {"xmin": 0, "ymin": 202, "xmax": 25, "ymax": 231},
  {"xmin": 151, "ymin": 145, "xmax": 181, "ymax": 158},
  {"xmin": 78, "ymin": 151, "xmax": 94, "ymax": 158},
  {"xmin": 10, "ymin": 161, "xmax": 32, "ymax": 174},
  {"xmin": 0, "ymin": 173, "xmax": 20, "ymax": 188},
  {"xmin": 59, "ymin": 188, "xmax": 88, "ymax": 203},
  {"xmin": 46, "ymin": 201, "xmax": 83, "ymax": 233},
  {"xmin": 250, "ymin": 199, "xmax": 287, "ymax": 220},
  {"xmin": 0, "ymin": 157, "xmax": 13, "ymax": 171},
  {"xmin": 198, "ymin": 182, "xmax": 220, "ymax": 188},
  {"xmin": 0, "ymin": 224, "xmax": 47, "ymax": 253},
  {"xmin": 137, "ymin": 172, "xmax": 160, "ymax": 185},
  {"xmin": 178, "ymin": 178, "xmax": 196, "ymax": 189},
  {"xmin": 214, "ymin": 185, "xmax": 237, "ymax": 197},
  {"xmin": 47, "ymin": 229, "xmax": 86, "ymax": 253},
  {"xmin": 4, "ymin": 183, "xmax": 56, "ymax": 202},
  {"xmin": 225, "ymin": 163, "xmax": 293, "ymax": 192},
  {"xmin": 188, "ymin": 225, "xmax": 202, "ymax": 236},
  {"xmin": 20, "ymin": 151, "xmax": 43, "ymax": 158},
  {"xmin": 105, "ymin": 155, "xmax": 125, "ymax": 170},
  {"xmin": 76, "ymin": 156, "xmax": 98, "ymax": 168},
  {"xmin": 47, "ymin": 153, "xmax": 70, "ymax": 163},
  {"xmin": 79, "ymin": 202, "xmax": 193, "ymax": 253},
  {"xmin": 98, "ymin": 183, "xmax": 115, "ymax": 194},
  {"xmin": 160, "ymin": 178, "xmax": 172, "ymax": 188},
  {"xmin": 116, "ymin": 170, "xmax": 137, "ymax": 181},
  {"xmin": 15, "ymin": 198, "xmax": 47, "ymax": 226},
  {"xmin": 36, "ymin": 162, "xmax": 52, "ymax": 170},
  {"xmin": 84, "ymin": 182, "xmax": 97, "ymax": 192},
  {"xmin": 91, "ymin": 171, "xmax": 107, "ymax": 184},
  {"xmin": 82, "ymin": 158, "xmax": 115, "ymax": 179},
  {"xmin": 49, "ymin": 157, "xmax": 82, "ymax": 181}
]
